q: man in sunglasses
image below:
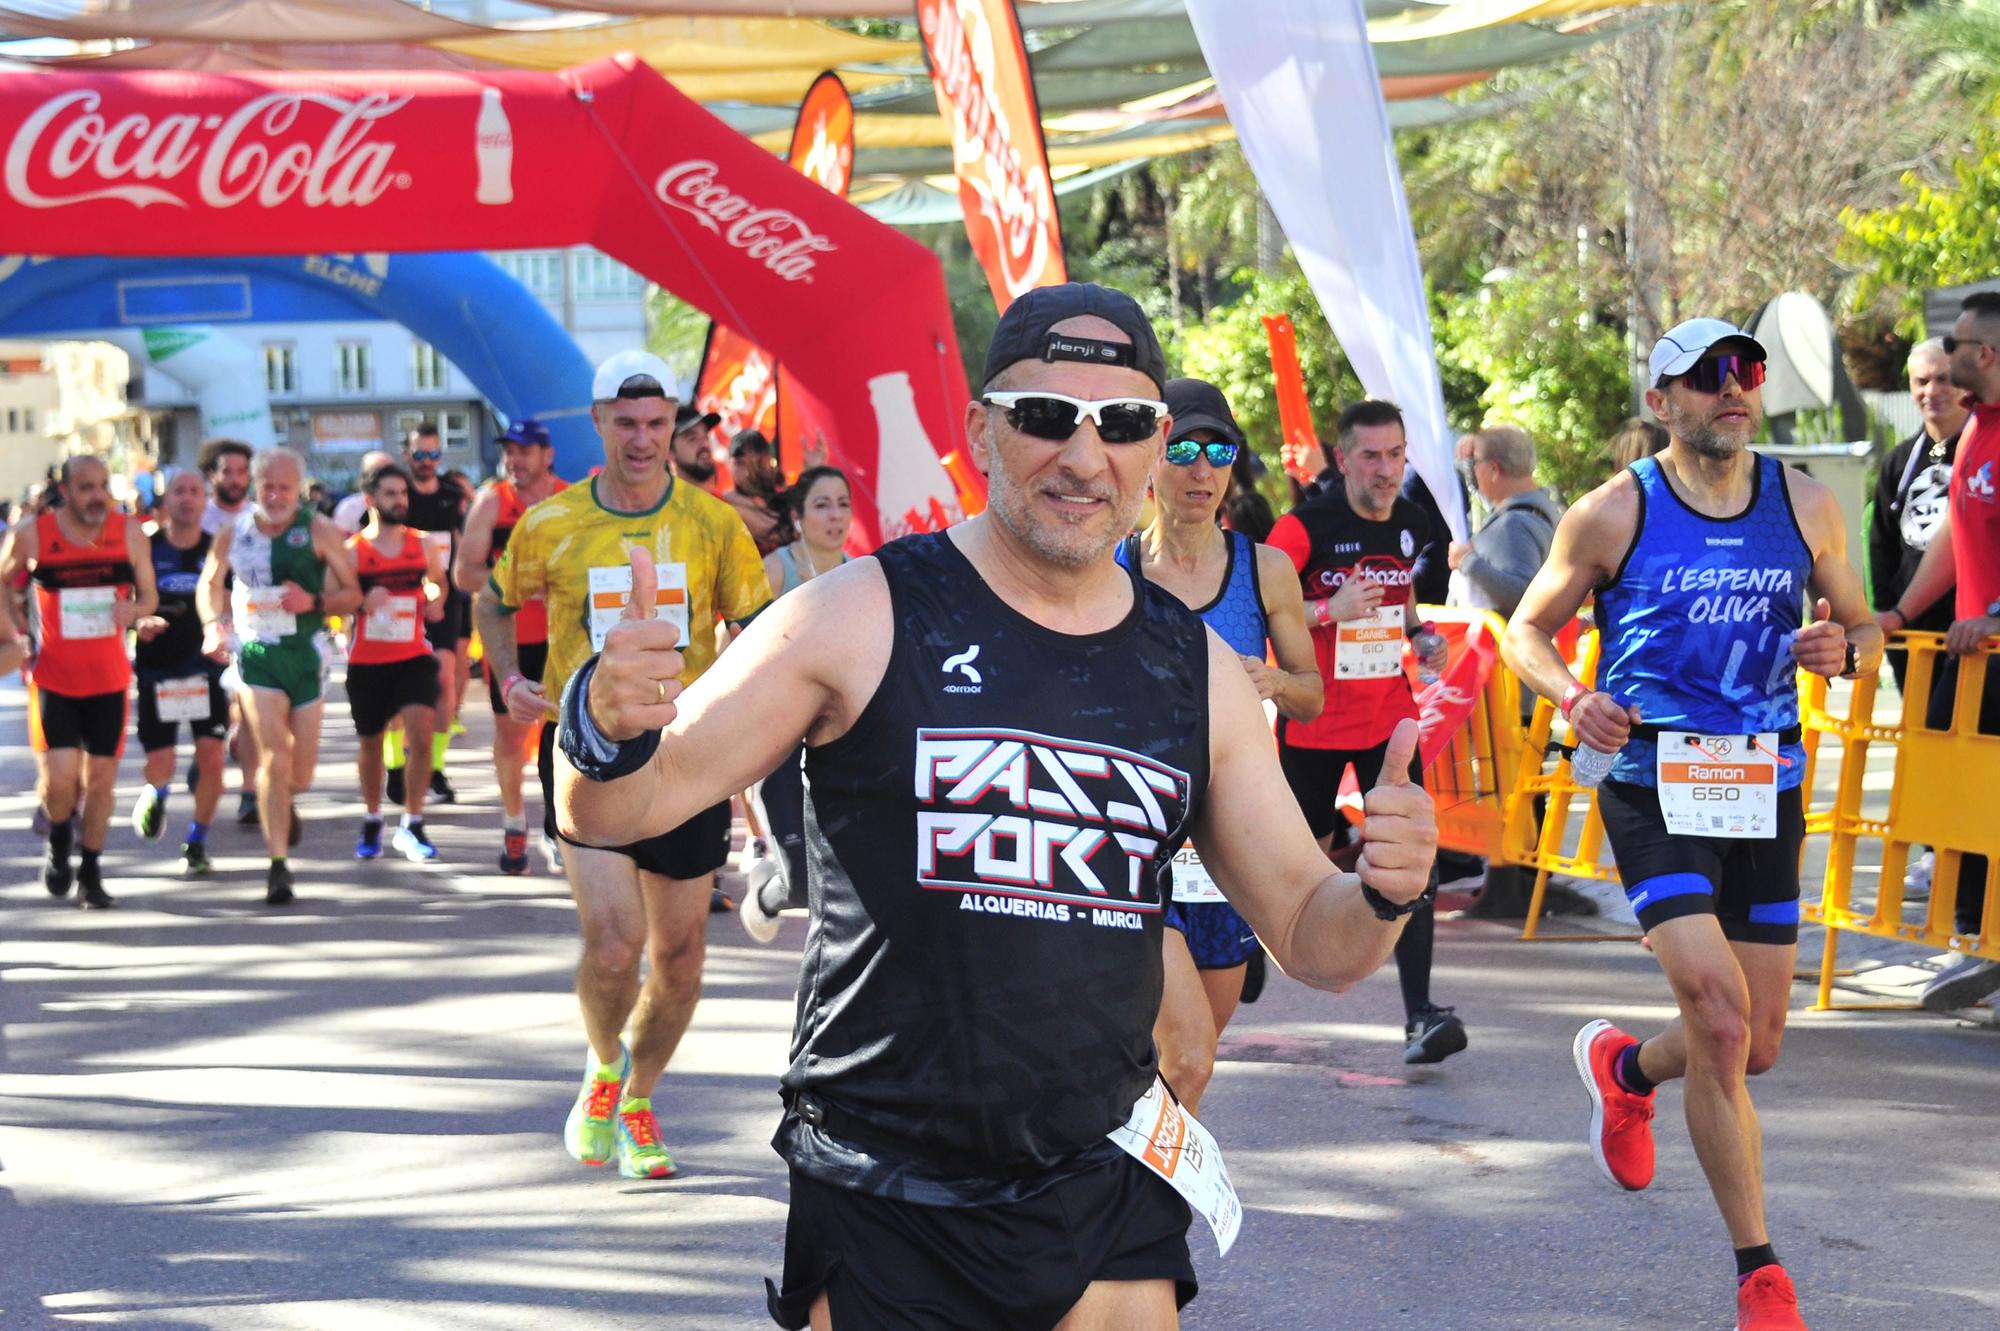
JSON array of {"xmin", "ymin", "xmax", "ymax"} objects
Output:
[
  {"xmin": 1877, "ymin": 290, "xmax": 2000, "ymax": 1013},
  {"xmin": 396, "ymin": 423, "xmax": 471, "ymax": 806},
  {"xmin": 554, "ymin": 282, "xmax": 1438, "ymax": 1330},
  {"xmin": 1502, "ymin": 316, "xmax": 1882, "ymax": 1331},
  {"xmin": 1265, "ymin": 399, "xmax": 1462, "ymax": 1066}
]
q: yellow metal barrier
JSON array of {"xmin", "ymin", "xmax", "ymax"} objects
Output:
[
  {"xmin": 1802, "ymin": 633, "xmax": 2000, "ymax": 1010},
  {"xmin": 1419, "ymin": 608, "xmax": 1535, "ymax": 867}
]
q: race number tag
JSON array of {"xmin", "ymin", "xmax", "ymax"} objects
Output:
[
  {"xmin": 1170, "ymin": 847, "xmax": 1228, "ymax": 904},
  {"xmin": 1108, "ymin": 1076, "xmax": 1242, "ymax": 1255},
  {"xmin": 1334, "ymin": 605, "xmax": 1404, "ymax": 680},
  {"xmin": 1656, "ymin": 732, "xmax": 1779, "ymax": 839},
  {"xmin": 58, "ymin": 586, "xmax": 116, "ymax": 640},
  {"xmin": 236, "ymin": 585, "xmax": 296, "ymax": 638},
  {"xmin": 587, "ymin": 561, "xmax": 688, "ymax": 652},
  {"xmin": 155, "ymin": 675, "xmax": 213, "ymax": 723},
  {"xmin": 366, "ymin": 594, "xmax": 419, "ymax": 644}
]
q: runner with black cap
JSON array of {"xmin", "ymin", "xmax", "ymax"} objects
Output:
[
  {"xmin": 1502, "ymin": 316, "xmax": 1881, "ymax": 1331},
  {"xmin": 555, "ymin": 283, "xmax": 1439, "ymax": 1329},
  {"xmin": 393, "ymin": 423, "xmax": 471, "ymax": 807},
  {"xmin": 670, "ymin": 402, "xmax": 724, "ymax": 493},
  {"xmin": 478, "ymin": 350, "xmax": 771, "ymax": 1181},
  {"xmin": 1116, "ymin": 377, "xmax": 1322, "ymax": 1117},
  {"xmin": 455, "ymin": 417, "xmax": 568, "ymax": 875}
]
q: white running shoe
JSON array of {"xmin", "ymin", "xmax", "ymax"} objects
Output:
[
  {"xmin": 1904, "ymin": 850, "xmax": 1934, "ymax": 901},
  {"xmin": 739, "ymin": 854, "xmax": 787, "ymax": 944}
]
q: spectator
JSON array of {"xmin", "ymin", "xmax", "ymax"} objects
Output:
[
  {"xmin": 1447, "ymin": 425, "xmax": 1564, "ymax": 619},
  {"xmin": 334, "ymin": 451, "xmax": 395, "ymax": 535},
  {"xmin": 1222, "ymin": 448, "xmax": 1276, "ymax": 542},
  {"xmin": 723, "ymin": 429, "xmax": 794, "ymax": 557},
  {"xmin": 1868, "ymin": 337, "xmax": 1967, "ymax": 695},
  {"xmin": 1608, "ymin": 417, "xmax": 1668, "ymax": 470}
]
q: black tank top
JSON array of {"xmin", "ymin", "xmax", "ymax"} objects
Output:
[
  {"xmin": 775, "ymin": 530, "xmax": 1211, "ymax": 1204},
  {"xmin": 137, "ymin": 527, "xmax": 212, "ymax": 670}
]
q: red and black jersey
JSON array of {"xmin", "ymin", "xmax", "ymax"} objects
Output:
[
  {"xmin": 1268, "ymin": 488, "xmax": 1436, "ymax": 749},
  {"xmin": 347, "ymin": 529, "xmax": 432, "ymax": 666},
  {"xmin": 30, "ymin": 510, "xmax": 135, "ymax": 698},
  {"xmin": 490, "ymin": 478, "xmax": 567, "ymax": 645}
]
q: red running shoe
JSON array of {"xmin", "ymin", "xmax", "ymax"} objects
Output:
[
  {"xmin": 1736, "ymin": 1265, "xmax": 1808, "ymax": 1330},
  {"xmin": 1573, "ymin": 1018, "xmax": 1655, "ymax": 1191}
]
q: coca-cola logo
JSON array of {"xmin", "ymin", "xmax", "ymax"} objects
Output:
[
  {"xmin": 654, "ymin": 160, "xmax": 835, "ymax": 284},
  {"xmin": 919, "ymin": 0, "xmax": 1058, "ymax": 300},
  {"xmin": 5, "ymin": 89, "xmax": 411, "ymax": 211}
]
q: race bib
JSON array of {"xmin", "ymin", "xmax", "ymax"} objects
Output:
[
  {"xmin": 1656, "ymin": 732, "xmax": 1779, "ymax": 839},
  {"xmin": 155, "ymin": 675, "xmax": 213, "ymax": 723},
  {"xmin": 588, "ymin": 561, "xmax": 688, "ymax": 653},
  {"xmin": 1170, "ymin": 847, "xmax": 1228, "ymax": 905},
  {"xmin": 1108, "ymin": 1076, "xmax": 1241, "ymax": 1256},
  {"xmin": 366, "ymin": 594, "xmax": 419, "ymax": 644},
  {"xmin": 1334, "ymin": 605, "xmax": 1404, "ymax": 680},
  {"xmin": 235, "ymin": 584, "xmax": 296, "ymax": 638},
  {"xmin": 58, "ymin": 586, "xmax": 116, "ymax": 640}
]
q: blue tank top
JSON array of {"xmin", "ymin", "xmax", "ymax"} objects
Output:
[
  {"xmin": 1117, "ymin": 530, "xmax": 1267, "ymax": 655},
  {"xmin": 1595, "ymin": 453, "xmax": 1813, "ymax": 789}
]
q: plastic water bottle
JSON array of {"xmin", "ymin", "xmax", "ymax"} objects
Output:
[
  {"xmin": 1412, "ymin": 622, "xmax": 1447, "ymax": 686},
  {"xmin": 1568, "ymin": 694, "xmax": 1626, "ymax": 789}
]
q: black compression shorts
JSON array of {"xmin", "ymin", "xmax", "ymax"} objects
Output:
[
  {"xmin": 538, "ymin": 723, "xmax": 730, "ymax": 879},
  {"xmin": 766, "ymin": 1153, "xmax": 1196, "ymax": 1330},
  {"xmin": 136, "ymin": 662, "xmax": 228, "ymax": 752},
  {"xmin": 347, "ymin": 656, "xmax": 442, "ymax": 738},
  {"xmin": 1596, "ymin": 779, "xmax": 1805, "ymax": 945},
  {"xmin": 30, "ymin": 685, "xmax": 126, "ymax": 758}
]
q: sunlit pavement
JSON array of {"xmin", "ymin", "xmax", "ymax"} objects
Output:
[{"xmin": 3, "ymin": 670, "xmax": 1996, "ymax": 1330}]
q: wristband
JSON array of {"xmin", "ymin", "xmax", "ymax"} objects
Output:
[
  {"xmin": 1308, "ymin": 597, "xmax": 1335, "ymax": 630},
  {"xmin": 1360, "ymin": 879, "xmax": 1435, "ymax": 921},
  {"xmin": 502, "ymin": 672, "xmax": 527, "ymax": 704},
  {"xmin": 1559, "ymin": 682, "xmax": 1590, "ymax": 720},
  {"xmin": 557, "ymin": 655, "xmax": 660, "ymax": 783}
]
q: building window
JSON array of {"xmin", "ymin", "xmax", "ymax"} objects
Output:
[
  {"xmin": 265, "ymin": 343, "xmax": 297, "ymax": 396},
  {"xmin": 392, "ymin": 408, "xmax": 471, "ymax": 453},
  {"xmin": 5, "ymin": 409, "xmax": 15, "ymax": 432},
  {"xmin": 335, "ymin": 340, "xmax": 372, "ymax": 394},
  {"xmin": 410, "ymin": 341, "xmax": 448, "ymax": 393},
  {"xmin": 493, "ymin": 249, "xmax": 564, "ymax": 302},
  {"xmin": 573, "ymin": 250, "xmax": 644, "ymax": 301},
  {"xmin": 20, "ymin": 408, "xmax": 32, "ymax": 433}
]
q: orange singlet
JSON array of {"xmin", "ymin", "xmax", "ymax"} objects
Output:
[
  {"xmin": 30, "ymin": 509, "xmax": 134, "ymax": 697},
  {"xmin": 347, "ymin": 528, "xmax": 434, "ymax": 667},
  {"xmin": 490, "ymin": 478, "xmax": 567, "ymax": 645}
]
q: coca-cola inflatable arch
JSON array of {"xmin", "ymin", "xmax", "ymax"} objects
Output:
[{"xmin": 0, "ymin": 55, "xmax": 979, "ymax": 549}]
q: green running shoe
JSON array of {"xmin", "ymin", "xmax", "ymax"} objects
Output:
[
  {"xmin": 563, "ymin": 1047, "xmax": 628, "ymax": 1166},
  {"xmin": 615, "ymin": 1097, "xmax": 677, "ymax": 1179}
]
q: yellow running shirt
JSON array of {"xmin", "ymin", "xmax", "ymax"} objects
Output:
[{"xmin": 488, "ymin": 475, "xmax": 771, "ymax": 701}]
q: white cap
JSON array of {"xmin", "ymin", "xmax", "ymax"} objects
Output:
[
  {"xmin": 591, "ymin": 350, "xmax": 679, "ymax": 403},
  {"xmin": 1648, "ymin": 318, "xmax": 1766, "ymax": 384}
]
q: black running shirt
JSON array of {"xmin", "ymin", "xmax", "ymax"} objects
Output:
[
  {"xmin": 136, "ymin": 527, "xmax": 212, "ymax": 670},
  {"xmin": 776, "ymin": 531, "xmax": 1211, "ymax": 1205}
]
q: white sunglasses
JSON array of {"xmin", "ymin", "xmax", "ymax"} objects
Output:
[{"xmin": 981, "ymin": 391, "xmax": 1168, "ymax": 443}]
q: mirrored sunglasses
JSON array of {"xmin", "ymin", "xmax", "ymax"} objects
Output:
[
  {"xmin": 1164, "ymin": 438, "xmax": 1240, "ymax": 468},
  {"xmin": 1676, "ymin": 354, "xmax": 1765, "ymax": 395},
  {"xmin": 411, "ymin": 449, "xmax": 443, "ymax": 461},
  {"xmin": 982, "ymin": 391, "xmax": 1166, "ymax": 444}
]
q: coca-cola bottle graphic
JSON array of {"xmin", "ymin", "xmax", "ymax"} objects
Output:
[
  {"xmin": 868, "ymin": 371, "xmax": 964, "ymax": 539},
  {"xmin": 475, "ymin": 87, "xmax": 514, "ymax": 206}
]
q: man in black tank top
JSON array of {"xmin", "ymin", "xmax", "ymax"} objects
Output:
[{"xmin": 555, "ymin": 284, "xmax": 1440, "ymax": 1331}]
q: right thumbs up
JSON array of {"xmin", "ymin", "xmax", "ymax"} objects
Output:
[{"xmin": 624, "ymin": 544, "xmax": 658, "ymax": 622}]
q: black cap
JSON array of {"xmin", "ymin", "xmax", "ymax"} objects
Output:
[
  {"xmin": 982, "ymin": 282, "xmax": 1168, "ymax": 394},
  {"xmin": 1163, "ymin": 378, "xmax": 1243, "ymax": 447},
  {"xmin": 674, "ymin": 403, "xmax": 721, "ymax": 434}
]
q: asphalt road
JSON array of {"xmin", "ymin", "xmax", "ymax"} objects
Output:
[{"xmin": 3, "ymin": 670, "xmax": 1996, "ymax": 1330}]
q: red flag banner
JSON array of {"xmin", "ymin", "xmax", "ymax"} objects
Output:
[
  {"xmin": 1415, "ymin": 618, "xmax": 1500, "ymax": 772},
  {"xmin": 696, "ymin": 71, "xmax": 857, "ymax": 478},
  {"xmin": 1262, "ymin": 313, "xmax": 1321, "ymax": 484},
  {"xmin": 916, "ymin": 0, "xmax": 1066, "ymax": 310}
]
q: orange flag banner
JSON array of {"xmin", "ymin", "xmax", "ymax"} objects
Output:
[
  {"xmin": 916, "ymin": 0, "xmax": 1066, "ymax": 310},
  {"xmin": 1262, "ymin": 312, "xmax": 1321, "ymax": 483}
]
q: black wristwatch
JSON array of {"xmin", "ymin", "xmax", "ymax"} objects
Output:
[
  {"xmin": 1840, "ymin": 640, "xmax": 1860, "ymax": 679},
  {"xmin": 1360, "ymin": 881, "xmax": 1433, "ymax": 921}
]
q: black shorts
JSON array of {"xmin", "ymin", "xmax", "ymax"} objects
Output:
[
  {"xmin": 424, "ymin": 590, "xmax": 468, "ymax": 653},
  {"xmin": 1276, "ymin": 732, "xmax": 1417, "ymax": 841},
  {"xmin": 29, "ymin": 684, "xmax": 126, "ymax": 758},
  {"xmin": 136, "ymin": 662, "xmax": 228, "ymax": 752},
  {"xmin": 537, "ymin": 723, "xmax": 731, "ymax": 879},
  {"xmin": 1597, "ymin": 779, "xmax": 1805, "ymax": 945},
  {"xmin": 766, "ymin": 1155, "xmax": 1196, "ymax": 1331},
  {"xmin": 346, "ymin": 656, "xmax": 442, "ymax": 738},
  {"xmin": 486, "ymin": 641, "xmax": 547, "ymax": 714}
]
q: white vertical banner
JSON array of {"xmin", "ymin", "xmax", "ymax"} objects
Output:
[{"xmin": 1185, "ymin": 0, "xmax": 1463, "ymax": 539}]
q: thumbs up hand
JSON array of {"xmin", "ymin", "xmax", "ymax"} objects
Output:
[
  {"xmin": 1355, "ymin": 717, "xmax": 1437, "ymax": 908},
  {"xmin": 1790, "ymin": 596, "xmax": 1848, "ymax": 679},
  {"xmin": 585, "ymin": 544, "xmax": 687, "ymax": 742}
]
